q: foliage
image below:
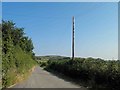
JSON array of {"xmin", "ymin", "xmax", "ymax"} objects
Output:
[
  {"xmin": 2, "ymin": 20, "xmax": 36, "ymax": 88},
  {"xmin": 35, "ymin": 55, "xmax": 70, "ymax": 61},
  {"xmin": 45, "ymin": 58, "xmax": 120, "ymax": 89},
  {"xmin": 39, "ymin": 61, "xmax": 48, "ymax": 67}
]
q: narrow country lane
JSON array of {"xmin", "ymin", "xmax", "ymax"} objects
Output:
[{"xmin": 12, "ymin": 66, "xmax": 87, "ymax": 89}]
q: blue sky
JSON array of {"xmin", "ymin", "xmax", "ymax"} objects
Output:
[
  {"xmin": 3, "ymin": 2, "xmax": 118, "ymax": 60},
  {"xmin": 2, "ymin": 0, "xmax": 119, "ymax": 2}
]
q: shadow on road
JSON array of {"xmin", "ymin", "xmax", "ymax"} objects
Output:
[
  {"xmin": 43, "ymin": 67, "xmax": 116, "ymax": 90},
  {"xmin": 43, "ymin": 67, "xmax": 89, "ymax": 90}
]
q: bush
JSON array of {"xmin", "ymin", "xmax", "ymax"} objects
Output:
[
  {"xmin": 40, "ymin": 62, "xmax": 47, "ymax": 67},
  {"xmin": 45, "ymin": 58, "xmax": 120, "ymax": 88}
]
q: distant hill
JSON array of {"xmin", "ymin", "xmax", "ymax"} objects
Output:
[{"xmin": 35, "ymin": 55, "xmax": 70, "ymax": 61}]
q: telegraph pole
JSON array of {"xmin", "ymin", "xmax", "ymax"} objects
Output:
[{"xmin": 72, "ymin": 16, "xmax": 75, "ymax": 60}]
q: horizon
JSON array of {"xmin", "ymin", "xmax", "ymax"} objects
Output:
[
  {"xmin": 2, "ymin": 2, "xmax": 118, "ymax": 60},
  {"xmin": 35, "ymin": 54, "xmax": 117, "ymax": 60}
]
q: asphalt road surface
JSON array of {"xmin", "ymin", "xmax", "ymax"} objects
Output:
[{"xmin": 12, "ymin": 66, "xmax": 87, "ymax": 89}]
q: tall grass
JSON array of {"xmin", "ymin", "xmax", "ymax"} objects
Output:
[{"xmin": 2, "ymin": 46, "xmax": 36, "ymax": 88}]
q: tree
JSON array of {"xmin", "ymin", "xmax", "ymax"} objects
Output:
[{"xmin": 2, "ymin": 20, "xmax": 36, "ymax": 87}]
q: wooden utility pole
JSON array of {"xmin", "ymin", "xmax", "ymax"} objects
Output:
[{"xmin": 72, "ymin": 16, "xmax": 75, "ymax": 60}]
